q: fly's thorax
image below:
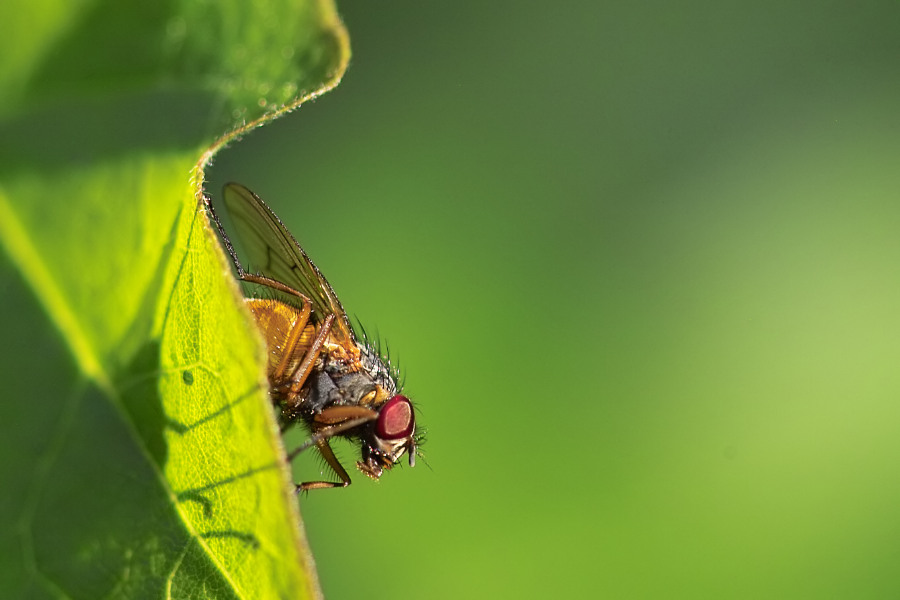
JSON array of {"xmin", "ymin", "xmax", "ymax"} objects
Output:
[
  {"xmin": 355, "ymin": 338, "xmax": 399, "ymax": 396},
  {"xmin": 302, "ymin": 338, "xmax": 399, "ymax": 417}
]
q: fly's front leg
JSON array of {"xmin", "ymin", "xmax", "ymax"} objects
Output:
[
  {"xmin": 290, "ymin": 406, "xmax": 378, "ymax": 492},
  {"xmin": 298, "ymin": 440, "xmax": 351, "ymax": 491}
]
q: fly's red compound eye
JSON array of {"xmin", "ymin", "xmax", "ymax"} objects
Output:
[{"xmin": 376, "ymin": 395, "xmax": 415, "ymax": 440}]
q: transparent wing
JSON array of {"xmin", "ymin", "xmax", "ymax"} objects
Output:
[{"xmin": 214, "ymin": 182, "xmax": 354, "ymax": 340}]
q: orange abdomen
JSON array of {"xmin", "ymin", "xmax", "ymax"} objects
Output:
[{"xmin": 246, "ymin": 298, "xmax": 317, "ymax": 386}]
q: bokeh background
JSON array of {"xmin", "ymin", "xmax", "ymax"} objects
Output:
[{"xmin": 207, "ymin": 2, "xmax": 900, "ymax": 598}]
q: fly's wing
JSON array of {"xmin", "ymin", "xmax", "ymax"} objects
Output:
[{"xmin": 217, "ymin": 182, "xmax": 354, "ymax": 341}]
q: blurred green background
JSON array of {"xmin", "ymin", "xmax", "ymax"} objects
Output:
[{"xmin": 206, "ymin": 1, "xmax": 900, "ymax": 598}]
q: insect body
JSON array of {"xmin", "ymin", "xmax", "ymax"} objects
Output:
[{"xmin": 207, "ymin": 183, "xmax": 419, "ymax": 491}]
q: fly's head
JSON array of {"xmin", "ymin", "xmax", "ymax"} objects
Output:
[
  {"xmin": 358, "ymin": 393, "xmax": 417, "ymax": 480},
  {"xmin": 350, "ymin": 328, "xmax": 421, "ymax": 480}
]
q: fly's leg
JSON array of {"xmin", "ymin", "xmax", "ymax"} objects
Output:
[
  {"xmin": 240, "ymin": 272, "xmax": 333, "ymax": 398},
  {"xmin": 288, "ymin": 407, "xmax": 379, "ymax": 459},
  {"xmin": 239, "ymin": 272, "xmax": 315, "ymax": 381},
  {"xmin": 239, "ymin": 273, "xmax": 309, "ymax": 302},
  {"xmin": 289, "ymin": 406, "xmax": 378, "ymax": 491},
  {"xmin": 276, "ymin": 302, "xmax": 312, "ymax": 383},
  {"xmin": 300, "ymin": 440, "xmax": 351, "ymax": 491},
  {"xmin": 285, "ymin": 313, "xmax": 334, "ymax": 397}
]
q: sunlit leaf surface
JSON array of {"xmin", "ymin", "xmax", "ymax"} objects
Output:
[{"xmin": 0, "ymin": 0, "xmax": 349, "ymax": 597}]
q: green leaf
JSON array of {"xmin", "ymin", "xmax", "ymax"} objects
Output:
[{"xmin": 0, "ymin": 0, "xmax": 348, "ymax": 597}]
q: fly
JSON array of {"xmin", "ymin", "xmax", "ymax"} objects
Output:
[{"xmin": 206, "ymin": 182, "xmax": 420, "ymax": 491}]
